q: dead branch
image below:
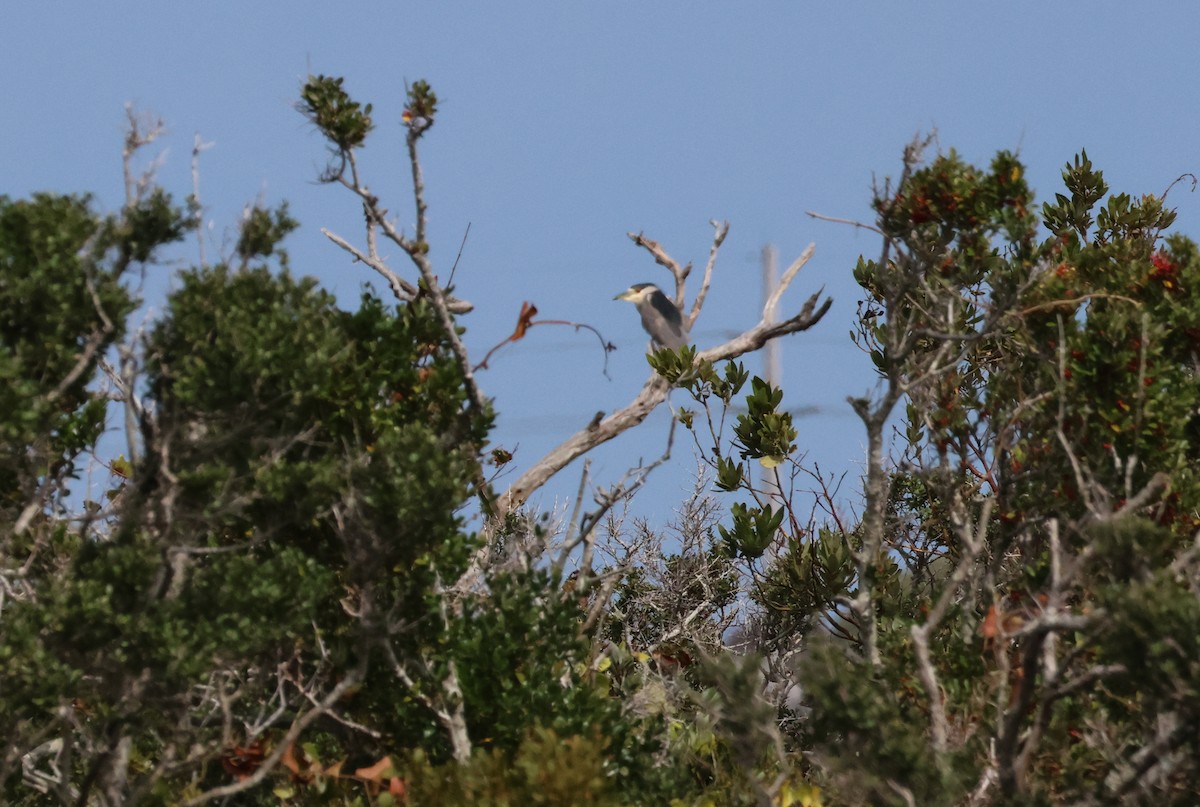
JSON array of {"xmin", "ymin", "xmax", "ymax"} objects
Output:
[
  {"xmin": 628, "ymin": 231, "xmax": 687, "ymax": 291},
  {"xmin": 180, "ymin": 663, "xmax": 365, "ymax": 806},
  {"xmin": 805, "ymin": 210, "xmax": 885, "ymax": 236},
  {"xmin": 190, "ymin": 133, "xmax": 214, "ymax": 266},
  {"xmin": 330, "ymin": 148, "xmax": 485, "ymax": 415},
  {"xmin": 688, "ymin": 220, "xmax": 729, "ymax": 325},
  {"xmin": 554, "ymin": 419, "xmax": 678, "ymax": 581},
  {"xmin": 492, "ymin": 238, "xmax": 829, "ymax": 523},
  {"xmin": 911, "ymin": 494, "xmax": 994, "ymax": 754},
  {"xmin": 322, "ymin": 227, "xmax": 437, "ymax": 308},
  {"xmin": 122, "ymin": 105, "xmax": 166, "ymax": 208},
  {"xmin": 473, "ymin": 306, "xmax": 615, "ymax": 377}
]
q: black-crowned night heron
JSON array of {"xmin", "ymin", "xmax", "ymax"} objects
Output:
[{"xmin": 614, "ymin": 283, "xmax": 689, "ymax": 350}]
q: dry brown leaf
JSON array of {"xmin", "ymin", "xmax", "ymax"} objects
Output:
[
  {"xmin": 220, "ymin": 740, "xmax": 265, "ymax": 781},
  {"xmin": 354, "ymin": 755, "xmax": 396, "ymax": 782},
  {"xmin": 512, "ymin": 301, "xmax": 538, "ymax": 341}
]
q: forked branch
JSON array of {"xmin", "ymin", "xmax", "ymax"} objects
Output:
[{"xmin": 492, "ymin": 232, "xmax": 830, "ymax": 521}]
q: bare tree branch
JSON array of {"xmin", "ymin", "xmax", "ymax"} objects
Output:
[
  {"xmin": 322, "ymin": 227, "xmax": 428, "ymax": 307},
  {"xmin": 493, "ymin": 243, "xmax": 830, "ymax": 522},
  {"xmin": 804, "ymin": 210, "xmax": 885, "ymax": 236},
  {"xmin": 687, "ymin": 220, "xmax": 730, "ymax": 326},
  {"xmin": 180, "ymin": 664, "xmax": 365, "ymax": 806}
]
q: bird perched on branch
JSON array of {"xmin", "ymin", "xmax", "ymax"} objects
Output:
[{"xmin": 614, "ymin": 283, "xmax": 689, "ymax": 350}]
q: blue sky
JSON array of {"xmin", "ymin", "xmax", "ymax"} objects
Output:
[{"xmin": 5, "ymin": 3, "xmax": 1200, "ymax": 525}]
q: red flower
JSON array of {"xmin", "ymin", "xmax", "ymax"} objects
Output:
[{"xmin": 1149, "ymin": 251, "xmax": 1180, "ymax": 291}]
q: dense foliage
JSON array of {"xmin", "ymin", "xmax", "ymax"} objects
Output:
[
  {"xmin": 2, "ymin": 75, "xmax": 1198, "ymax": 806},
  {"xmin": 708, "ymin": 146, "xmax": 1200, "ymax": 805}
]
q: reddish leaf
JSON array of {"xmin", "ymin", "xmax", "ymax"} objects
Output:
[
  {"xmin": 281, "ymin": 743, "xmax": 302, "ymax": 776},
  {"xmin": 389, "ymin": 776, "xmax": 407, "ymax": 798},
  {"xmin": 511, "ymin": 301, "xmax": 538, "ymax": 341},
  {"xmin": 281, "ymin": 743, "xmax": 316, "ymax": 783},
  {"xmin": 220, "ymin": 740, "xmax": 265, "ymax": 781},
  {"xmin": 354, "ymin": 755, "xmax": 396, "ymax": 782},
  {"xmin": 980, "ymin": 603, "xmax": 1000, "ymax": 639}
]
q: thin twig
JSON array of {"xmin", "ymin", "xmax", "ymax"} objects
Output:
[
  {"xmin": 805, "ymin": 210, "xmax": 885, "ymax": 235},
  {"xmin": 764, "ymin": 243, "xmax": 815, "ymax": 323},
  {"xmin": 688, "ymin": 220, "xmax": 729, "ymax": 326},
  {"xmin": 473, "ymin": 317, "xmax": 614, "ymax": 377},
  {"xmin": 448, "ymin": 221, "xmax": 471, "ymax": 287},
  {"xmin": 322, "ymin": 228, "xmax": 421, "ymax": 305},
  {"xmin": 191, "ymin": 133, "xmax": 214, "ymax": 266},
  {"xmin": 181, "ymin": 665, "xmax": 365, "ymax": 805},
  {"xmin": 343, "ymin": 148, "xmax": 487, "ymax": 416}
]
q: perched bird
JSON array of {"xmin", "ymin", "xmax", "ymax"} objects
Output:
[{"xmin": 614, "ymin": 283, "xmax": 689, "ymax": 350}]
